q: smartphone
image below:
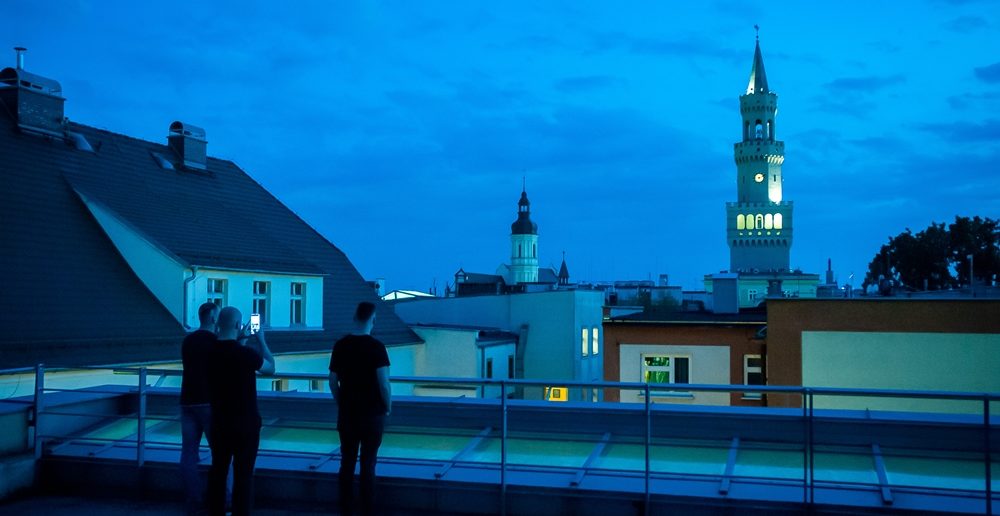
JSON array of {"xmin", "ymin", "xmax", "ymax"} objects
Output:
[{"xmin": 250, "ymin": 313, "xmax": 261, "ymax": 334}]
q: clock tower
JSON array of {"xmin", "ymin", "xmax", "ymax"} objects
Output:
[{"xmin": 727, "ymin": 33, "xmax": 793, "ymax": 273}]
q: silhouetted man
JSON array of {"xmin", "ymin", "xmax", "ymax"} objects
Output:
[
  {"xmin": 207, "ymin": 306, "xmax": 275, "ymax": 516},
  {"xmin": 329, "ymin": 302, "xmax": 391, "ymax": 516},
  {"xmin": 180, "ymin": 302, "xmax": 219, "ymax": 513}
]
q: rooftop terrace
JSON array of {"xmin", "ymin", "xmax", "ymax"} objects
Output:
[{"xmin": 0, "ymin": 366, "xmax": 996, "ymax": 515}]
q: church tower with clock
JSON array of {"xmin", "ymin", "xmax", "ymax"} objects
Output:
[{"xmin": 728, "ymin": 33, "xmax": 793, "ymax": 273}]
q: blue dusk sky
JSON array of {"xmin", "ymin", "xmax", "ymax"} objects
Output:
[{"xmin": 9, "ymin": 1, "xmax": 1000, "ymax": 292}]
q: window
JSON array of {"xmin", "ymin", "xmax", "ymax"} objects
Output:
[
  {"xmin": 744, "ymin": 355, "xmax": 764, "ymax": 399},
  {"xmin": 591, "ymin": 327, "xmax": 599, "ymax": 355},
  {"xmin": 545, "ymin": 387, "xmax": 568, "ymax": 402},
  {"xmin": 271, "ymin": 379, "xmax": 289, "ymax": 392},
  {"xmin": 773, "ymin": 213, "xmax": 783, "ymax": 229},
  {"xmin": 508, "ymin": 355, "xmax": 514, "ymax": 379},
  {"xmin": 642, "ymin": 355, "xmax": 690, "ymax": 394},
  {"xmin": 290, "ymin": 282, "xmax": 305, "ymax": 325},
  {"xmin": 737, "ymin": 214, "xmax": 745, "ymax": 230},
  {"xmin": 252, "ymin": 281, "xmax": 269, "ymax": 325},
  {"xmin": 532, "ymin": 244, "xmax": 536, "ymax": 258},
  {"xmin": 207, "ymin": 279, "xmax": 227, "ymax": 307},
  {"xmin": 310, "ymin": 379, "xmax": 325, "ymax": 392},
  {"xmin": 518, "ymin": 244, "xmax": 522, "ymax": 258},
  {"xmin": 764, "ymin": 214, "xmax": 773, "ymax": 230},
  {"xmin": 581, "ymin": 328, "xmax": 589, "ymax": 357},
  {"xmin": 486, "ymin": 358, "xmax": 494, "ymax": 379},
  {"xmin": 748, "ymin": 289, "xmax": 759, "ymax": 302}
]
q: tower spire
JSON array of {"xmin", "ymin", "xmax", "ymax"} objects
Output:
[{"xmin": 746, "ymin": 27, "xmax": 769, "ymax": 95}]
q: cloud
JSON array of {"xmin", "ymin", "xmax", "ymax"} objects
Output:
[
  {"xmin": 973, "ymin": 62, "xmax": 1000, "ymax": 83},
  {"xmin": 586, "ymin": 32, "xmax": 742, "ymax": 62},
  {"xmin": 809, "ymin": 96, "xmax": 878, "ymax": 119},
  {"xmin": 947, "ymin": 91, "xmax": 1000, "ymax": 110},
  {"xmin": 916, "ymin": 119, "xmax": 1000, "ymax": 143},
  {"xmin": 554, "ymin": 75, "xmax": 621, "ymax": 93},
  {"xmin": 943, "ymin": 15, "xmax": 989, "ymax": 32},
  {"xmin": 823, "ymin": 75, "xmax": 905, "ymax": 92}
]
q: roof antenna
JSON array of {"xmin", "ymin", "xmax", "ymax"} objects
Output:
[
  {"xmin": 14, "ymin": 47, "xmax": 26, "ymax": 70},
  {"xmin": 754, "ymin": 24, "xmax": 759, "ymax": 41},
  {"xmin": 522, "ymin": 175, "xmax": 526, "ymax": 192}
]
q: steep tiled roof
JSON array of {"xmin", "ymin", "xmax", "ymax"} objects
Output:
[{"xmin": 0, "ymin": 119, "xmax": 419, "ymax": 368}]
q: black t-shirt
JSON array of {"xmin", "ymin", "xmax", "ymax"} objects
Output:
[
  {"xmin": 208, "ymin": 339, "xmax": 264, "ymax": 429},
  {"xmin": 329, "ymin": 334, "xmax": 390, "ymax": 418},
  {"xmin": 180, "ymin": 330, "xmax": 216, "ymax": 406}
]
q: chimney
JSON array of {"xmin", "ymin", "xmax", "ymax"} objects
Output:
[
  {"xmin": 167, "ymin": 121, "xmax": 207, "ymax": 170},
  {"xmin": 0, "ymin": 47, "xmax": 66, "ymax": 136}
]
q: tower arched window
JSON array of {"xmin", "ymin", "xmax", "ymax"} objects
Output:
[
  {"xmin": 774, "ymin": 213, "xmax": 783, "ymax": 229},
  {"xmin": 767, "ymin": 120, "xmax": 774, "ymax": 142},
  {"xmin": 533, "ymin": 244, "xmax": 536, "ymax": 258},
  {"xmin": 754, "ymin": 121, "xmax": 763, "ymax": 140},
  {"xmin": 737, "ymin": 214, "xmax": 745, "ymax": 230},
  {"xmin": 518, "ymin": 244, "xmax": 522, "ymax": 258},
  {"xmin": 755, "ymin": 214, "xmax": 764, "ymax": 229},
  {"xmin": 744, "ymin": 121, "xmax": 750, "ymax": 141},
  {"xmin": 764, "ymin": 214, "xmax": 773, "ymax": 230}
]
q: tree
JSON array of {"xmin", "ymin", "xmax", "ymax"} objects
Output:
[{"xmin": 864, "ymin": 216, "xmax": 999, "ymax": 292}]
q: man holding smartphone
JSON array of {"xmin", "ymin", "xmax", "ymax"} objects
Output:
[
  {"xmin": 328, "ymin": 302, "xmax": 391, "ymax": 516},
  {"xmin": 207, "ymin": 306, "xmax": 275, "ymax": 516}
]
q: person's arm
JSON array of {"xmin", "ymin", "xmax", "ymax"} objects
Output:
[
  {"xmin": 328, "ymin": 371, "xmax": 340, "ymax": 402},
  {"xmin": 376, "ymin": 366, "xmax": 391, "ymax": 415},
  {"xmin": 249, "ymin": 328, "xmax": 276, "ymax": 375}
]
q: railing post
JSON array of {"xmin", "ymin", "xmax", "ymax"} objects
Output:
[
  {"xmin": 137, "ymin": 367, "xmax": 147, "ymax": 467},
  {"xmin": 644, "ymin": 382, "xmax": 651, "ymax": 516},
  {"xmin": 500, "ymin": 380, "xmax": 508, "ymax": 516},
  {"xmin": 986, "ymin": 395, "xmax": 993, "ymax": 516},
  {"xmin": 808, "ymin": 389, "xmax": 815, "ymax": 506},
  {"xmin": 33, "ymin": 363, "xmax": 45, "ymax": 459},
  {"xmin": 802, "ymin": 388, "xmax": 809, "ymax": 506}
]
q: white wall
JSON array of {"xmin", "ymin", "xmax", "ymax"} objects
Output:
[
  {"xmin": 394, "ymin": 290, "xmax": 605, "ymax": 401},
  {"xmin": 78, "ymin": 192, "xmax": 188, "ymax": 323},
  {"xmin": 618, "ymin": 344, "xmax": 731, "ymax": 406},
  {"xmin": 188, "ymin": 270, "xmax": 323, "ymax": 330},
  {"xmin": 802, "ymin": 331, "xmax": 1000, "ymax": 413}
]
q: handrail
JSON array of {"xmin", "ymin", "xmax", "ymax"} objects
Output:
[{"xmin": 8, "ymin": 366, "xmax": 998, "ymax": 402}]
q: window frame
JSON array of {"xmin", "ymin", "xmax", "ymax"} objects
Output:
[
  {"xmin": 252, "ymin": 280, "xmax": 270, "ymax": 327},
  {"xmin": 591, "ymin": 327, "xmax": 600, "ymax": 356},
  {"xmin": 640, "ymin": 354, "xmax": 691, "ymax": 396},
  {"xmin": 743, "ymin": 354, "xmax": 764, "ymax": 400},
  {"xmin": 290, "ymin": 282, "xmax": 306, "ymax": 326},
  {"xmin": 207, "ymin": 278, "xmax": 227, "ymax": 307}
]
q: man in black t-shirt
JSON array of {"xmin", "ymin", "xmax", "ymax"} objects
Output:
[
  {"xmin": 180, "ymin": 302, "xmax": 218, "ymax": 512},
  {"xmin": 207, "ymin": 306, "xmax": 275, "ymax": 516},
  {"xmin": 329, "ymin": 302, "xmax": 391, "ymax": 516}
]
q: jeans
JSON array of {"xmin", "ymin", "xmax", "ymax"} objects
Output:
[
  {"xmin": 338, "ymin": 414, "xmax": 385, "ymax": 516},
  {"xmin": 180, "ymin": 404, "xmax": 212, "ymax": 509},
  {"xmin": 208, "ymin": 422, "xmax": 261, "ymax": 516}
]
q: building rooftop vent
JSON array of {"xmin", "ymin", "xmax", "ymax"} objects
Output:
[
  {"xmin": 0, "ymin": 47, "xmax": 66, "ymax": 136},
  {"xmin": 167, "ymin": 121, "xmax": 207, "ymax": 170}
]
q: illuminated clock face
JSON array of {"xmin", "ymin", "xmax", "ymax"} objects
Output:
[{"xmin": 754, "ymin": 173, "xmax": 764, "ymax": 183}]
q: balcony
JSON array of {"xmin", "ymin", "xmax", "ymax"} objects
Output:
[{"xmin": 0, "ymin": 366, "xmax": 997, "ymax": 515}]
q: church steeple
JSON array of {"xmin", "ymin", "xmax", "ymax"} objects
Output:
[
  {"xmin": 746, "ymin": 26, "xmax": 769, "ymax": 95},
  {"xmin": 558, "ymin": 251, "xmax": 570, "ymax": 286},
  {"xmin": 509, "ymin": 183, "xmax": 539, "ymax": 283}
]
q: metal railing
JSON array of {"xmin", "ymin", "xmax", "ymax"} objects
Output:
[{"xmin": 6, "ymin": 365, "xmax": 997, "ymax": 515}]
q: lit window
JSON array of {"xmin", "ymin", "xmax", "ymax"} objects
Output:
[
  {"xmin": 746, "ymin": 213, "xmax": 755, "ymax": 230},
  {"xmin": 774, "ymin": 213, "xmax": 783, "ymax": 229},
  {"xmin": 744, "ymin": 355, "xmax": 764, "ymax": 400},
  {"xmin": 764, "ymin": 214, "xmax": 773, "ymax": 230},
  {"xmin": 252, "ymin": 281, "xmax": 270, "ymax": 326},
  {"xmin": 642, "ymin": 355, "xmax": 690, "ymax": 394},
  {"xmin": 486, "ymin": 358, "xmax": 494, "ymax": 379},
  {"xmin": 591, "ymin": 327, "xmax": 599, "ymax": 355},
  {"xmin": 290, "ymin": 282, "xmax": 305, "ymax": 325},
  {"xmin": 545, "ymin": 387, "xmax": 568, "ymax": 402},
  {"xmin": 737, "ymin": 214, "xmax": 745, "ymax": 230},
  {"xmin": 207, "ymin": 279, "xmax": 227, "ymax": 307},
  {"xmin": 581, "ymin": 328, "xmax": 589, "ymax": 357}
]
